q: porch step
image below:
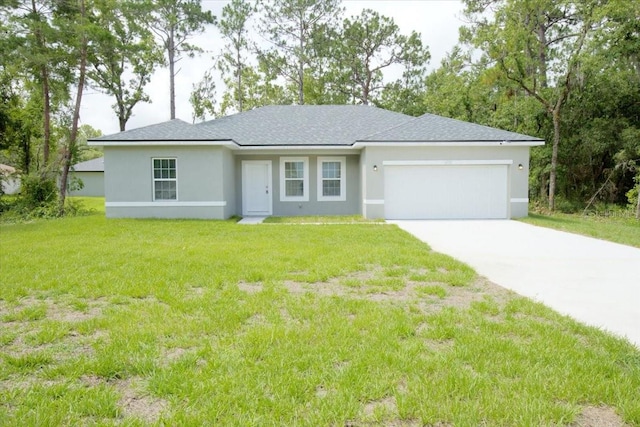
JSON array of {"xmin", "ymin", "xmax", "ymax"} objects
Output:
[{"xmin": 238, "ymin": 216, "xmax": 267, "ymax": 225}]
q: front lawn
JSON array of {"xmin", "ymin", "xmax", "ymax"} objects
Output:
[
  {"xmin": 1, "ymin": 215, "xmax": 639, "ymax": 425},
  {"xmin": 264, "ymin": 215, "xmax": 382, "ymax": 223},
  {"xmin": 521, "ymin": 212, "xmax": 640, "ymax": 248}
]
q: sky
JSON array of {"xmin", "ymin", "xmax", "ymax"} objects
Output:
[{"xmin": 80, "ymin": 0, "xmax": 465, "ymax": 136}]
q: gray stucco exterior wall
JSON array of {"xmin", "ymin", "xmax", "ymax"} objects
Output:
[
  {"xmin": 234, "ymin": 153, "xmax": 360, "ymax": 217},
  {"xmin": 103, "ymin": 145, "xmax": 232, "ymax": 219},
  {"xmin": 360, "ymin": 145, "xmax": 531, "ymax": 219},
  {"xmin": 68, "ymin": 172, "xmax": 104, "ymax": 197}
]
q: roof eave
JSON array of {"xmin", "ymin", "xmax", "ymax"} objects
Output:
[
  {"xmin": 353, "ymin": 140, "xmax": 545, "ymax": 147},
  {"xmin": 233, "ymin": 144, "xmax": 357, "ymax": 150},
  {"xmin": 88, "ymin": 139, "xmax": 237, "ymax": 148}
]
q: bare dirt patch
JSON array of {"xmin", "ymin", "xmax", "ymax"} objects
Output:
[
  {"xmin": 2, "ymin": 296, "xmax": 107, "ymax": 324},
  {"xmin": 115, "ymin": 377, "xmax": 168, "ymax": 423},
  {"xmin": 572, "ymin": 405, "xmax": 628, "ymax": 427},
  {"xmin": 81, "ymin": 376, "xmax": 167, "ymax": 423},
  {"xmin": 273, "ymin": 268, "xmax": 513, "ymax": 315},
  {"xmin": 237, "ymin": 281, "xmax": 263, "ymax": 293},
  {"xmin": 161, "ymin": 347, "xmax": 190, "ymax": 365},
  {"xmin": 364, "ymin": 396, "xmax": 397, "ymax": 417},
  {"xmin": 346, "ymin": 395, "xmax": 422, "ymax": 427}
]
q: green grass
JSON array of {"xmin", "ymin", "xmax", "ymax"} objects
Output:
[
  {"xmin": 263, "ymin": 215, "xmax": 382, "ymax": 223},
  {"xmin": 66, "ymin": 196, "xmax": 105, "ymax": 215},
  {"xmin": 1, "ymin": 214, "xmax": 639, "ymax": 426},
  {"xmin": 521, "ymin": 212, "xmax": 640, "ymax": 248}
]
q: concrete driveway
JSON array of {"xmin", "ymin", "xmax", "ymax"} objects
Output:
[{"xmin": 391, "ymin": 220, "xmax": 640, "ymax": 348}]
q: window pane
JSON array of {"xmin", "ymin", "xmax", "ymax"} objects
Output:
[
  {"xmin": 153, "ymin": 159, "xmax": 161, "ymax": 169},
  {"xmin": 285, "ymin": 179, "xmax": 303, "ymax": 197},
  {"xmin": 323, "ymin": 179, "xmax": 341, "ymax": 197},
  {"xmin": 285, "ymin": 161, "xmax": 303, "ymax": 179},
  {"xmin": 161, "ymin": 159, "xmax": 168, "ymax": 168},
  {"xmin": 168, "ymin": 159, "xmax": 176, "ymax": 169},
  {"xmin": 322, "ymin": 161, "xmax": 341, "ymax": 179},
  {"xmin": 154, "ymin": 170, "xmax": 161, "ymax": 179},
  {"xmin": 155, "ymin": 181, "xmax": 176, "ymax": 200}
]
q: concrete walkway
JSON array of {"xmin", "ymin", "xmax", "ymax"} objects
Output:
[
  {"xmin": 391, "ymin": 220, "xmax": 640, "ymax": 347},
  {"xmin": 237, "ymin": 217, "xmax": 266, "ymax": 225}
]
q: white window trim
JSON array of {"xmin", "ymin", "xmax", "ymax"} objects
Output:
[
  {"xmin": 317, "ymin": 156, "xmax": 346, "ymax": 202},
  {"xmin": 152, "ymin": 157, "xmax": 178, "ymax": 201},
  {"xmin": 280, "ymin": 157, "xmax": 309, "ymax": 202}
]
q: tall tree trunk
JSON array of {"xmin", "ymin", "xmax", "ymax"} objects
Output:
[
  {"xmin": 168, "ymin": 26, "xmax": 176, "ymax": 120},
  {"xmin": 41, "ymin": 65, "xmax": 51, "ymax": 168},
  {"xmin": 117, "ymin": 94, "xmax": 127, "ymax": 131},
  {"xmin": 362, "ymin": 72, "xmax": 371, "ymax": 105},
  {"xmin": 536, "ymin": 22, "xmax": 548, "ymax": 89},
  {"xmin": 298, "ymin": 24, "xmax": 304, "ymax": 105},
  {"xmin": 549, "ymin": 108, "xmax": 561, "ymax": 211},
  {"xmin": 31, "ymin": 0, "xmax": 51, "ymax": 170},
  {"xmin": 58, "ymin": 0, "xmax": 88, "ymax": 216},
  {"xmin": 237, "ymin": 49, "xmax": 243, "ymax": 112}
]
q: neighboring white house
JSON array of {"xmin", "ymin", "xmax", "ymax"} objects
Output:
[
  {"xmin": 68, "ymin": 157, "xmax": 104, "ymax": 197},
  {"xmin": 89, "ymin": 105, "xmax": 544, "ymax": 220},
  {"xmin": 0, "ymin": 164, "xmax": 20, "ymax": 195}
]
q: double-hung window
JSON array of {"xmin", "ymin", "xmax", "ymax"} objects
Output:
[
  {"xmin": 152, "ymin": 158, "xmax": 177, "ymax": 200},
  {"xmin": 280, "ymin": 157, "xmax": 309, "ymax": 201},
  {"xmin": 317, "ymin": 157, "xmax": 346, "ymax": 201}
]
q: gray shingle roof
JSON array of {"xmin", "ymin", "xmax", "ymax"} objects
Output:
[
  {"xmin": 90, "ymin": 106, "xmax": 544, "ymax": 146},
  {"xmin": 72, "ymin": 157, "xmax": 104, "ymax": 172},
  {"xmin": 195, "ymin": 105, "xmax": 411, "ymax": 146},
  {"xmin": 92, "ymin": 119, "xmax": 225, "ymax": 141},
  {"xmin": 361, "ymin": 113, "xmax": 544, "ymax": 142}
]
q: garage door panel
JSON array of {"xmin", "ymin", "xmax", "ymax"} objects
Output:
[{"xmin": 384, "ymin": 164, "xmax": 508, "ymax": 219}]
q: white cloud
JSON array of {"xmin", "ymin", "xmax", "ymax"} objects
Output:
[{"xmin": 81, "ymin": 0, "xmax": 464, "ymax": 135}]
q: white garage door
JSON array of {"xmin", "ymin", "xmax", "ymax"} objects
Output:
[{"xmin": 384, "ymin": 163, "xmax": 509, "ymax": 219}]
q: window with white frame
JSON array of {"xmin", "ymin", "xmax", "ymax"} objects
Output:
[
  {"xmin": 317, "ymin": 156, "xmax": 346, "ymax": 201},
  {"xmin": 152, "ymin": 158, "xmax": 177, "ymax": 200},
  {"xmin": 280, "ymin": 157, "xmax": 309, "ymax": 201}
]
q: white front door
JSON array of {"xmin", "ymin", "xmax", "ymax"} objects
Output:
[{"xmin": 242, "ymin": 160, "xmax": 272, "ymax": 216}]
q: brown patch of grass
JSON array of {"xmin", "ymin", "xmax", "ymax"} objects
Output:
[
  {"xmin": 274, "ymin": 269, "xmax": 512, "ymax": 317},
  {"xmin": 115, "ymin": 377, "xmax": 167, "ymax": 423},
  {"xmin": 81, "ymin": 376, "xmax": 167, "ymax": 423},
  {"xmin": 363, "ymin": 396, "xmax": 397, "ymax": 417},
  {"xmin": 237, "ymin": 281, "xmax": 263, "ymax": 293},
  {"xmin": 572, "ymin": 406, "xmax": 629, "ymax": 427},
  {"xmin": 347, "ymin": 395, "xmax": 422, "ymax": 427}
]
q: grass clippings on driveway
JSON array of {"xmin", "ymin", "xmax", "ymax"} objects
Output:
[
  {"xmin": 521, "ymin": 213, "xmax": 640, "ymax": 248},
  {"xmin": 1, "ymin": 216, "xmax": 639, "ymax": 426}
]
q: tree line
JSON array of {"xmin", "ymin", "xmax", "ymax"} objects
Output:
[{"xmin": 0, "ymin": 0, "xmax": 638, "ymax": 217}]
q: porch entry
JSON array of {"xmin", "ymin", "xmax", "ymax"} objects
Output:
[{"xmin": 242, "ymin": 160, "xmax": 272, "ymax": 216}]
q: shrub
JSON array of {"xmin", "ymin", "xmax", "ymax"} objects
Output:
[{"xmin": 19, "ymin": 175, "xmax": 58, "ymax": 209}]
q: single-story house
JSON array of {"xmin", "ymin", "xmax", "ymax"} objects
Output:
[
  {"xmin": 0, "ymin": 164, "xmax": 20, "ymax": 195},
  {"xmin": 67, "ymin": 157, "xmax": 105, "ymax": 197},
  {"xmin": 89, "ymin": 105, "xmax": 544, "ymax": 220}
]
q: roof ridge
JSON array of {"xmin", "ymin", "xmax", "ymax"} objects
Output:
[{"xmin": 358, "ymin": 114, "xmax": 419, "ymax": 141}]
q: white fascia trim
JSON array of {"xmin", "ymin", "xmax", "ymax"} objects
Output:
[
  {"xmin": 235, "ymin": 145, "xmax": 355, "ymax": 151},
  {"xmin": 89, "ymin": 140, "xmax": 236, "ymax": 147},
  {"xmin": 383, "ymin": 160, "xmax": 513, "ymax": 166},
  {"xmin": 106, "ymin": 201, "xmax": 227, "ymax": 208},
  {"xmin": 510, "ymin": 198, "xmax": 529, "ymax": 203},
  {"xmin": 363, "ymin": 199, "xmax": 385, "ymax": 205},
  {"xmin": 354, "ymin": 141, "xmax": 545, "ymax": 148}
]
